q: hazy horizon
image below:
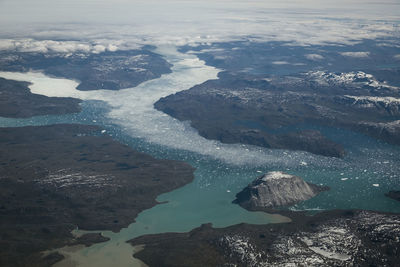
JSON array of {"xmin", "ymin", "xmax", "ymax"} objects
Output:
[{"xmin": 0, "ymin": 0, "xmax": 399, "ymax": 49}]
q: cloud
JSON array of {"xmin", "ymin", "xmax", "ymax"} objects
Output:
[
  {"xmin": 92, "ymin": 45, "xmax": 106, "ymax": 54},
  {"xmin": 0, "ymin": 39, "xmax": 16, "ymax": 50},
  {"xmin": 0, "ymin": 39, "xmax": 120, "ymax": 54},
  {"xmin": 272, "ymin": 61, "xmax": 289, "ymax": 65},
  {"xmin": 340, "ymin": 52, "xmax": 370, "ymax": 58},
  {"xmin": 305, "ymin": 54, "xmax": 324, "ymax": 60},
  {"xmin": 107, "ymin": 44, "xmax": 118, "ymax": 52}
]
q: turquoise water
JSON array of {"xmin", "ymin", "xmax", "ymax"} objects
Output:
[{"xmin": 1, "ymin": 100, "xmax": 399, "ymax": 214}]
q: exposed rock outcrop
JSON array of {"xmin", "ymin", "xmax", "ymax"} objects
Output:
[{"xmin": 234, "ymin": 171, "xmax": 328, "ymax": 209}]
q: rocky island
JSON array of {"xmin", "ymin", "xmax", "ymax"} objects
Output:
[
  {"xmin": 0, "ymin": 124, "xmax": 194, "ymax": 266},
  {"xmin": 233, "ymin": 171, "xmax": 329, "ymax": 210}
]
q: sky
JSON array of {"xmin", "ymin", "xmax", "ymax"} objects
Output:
[{"xmin": 0, "ymin": 0, "xmax": 399, "ymax": 49}]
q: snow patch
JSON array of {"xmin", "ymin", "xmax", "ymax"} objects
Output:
[
  {"xmin": 340, "ymin": 51, "xmax": 370, "ymax": 58},
  {"xmin": 36, "ymin": 169, "xmax": 117, "ymax": 189},
  {"xmin": 305, "ymin": 54, "xmax": 324, "ymax": 60},
  {"xmin": 261, "ymin": 171, "xmax": 294, "ymax": 181},
  {"xmin": 344, "ymin": 95, "xmax": 400, "ymax": 106},
  {"xmin": 307, "ymin": 70, "xmax": 398, "ymax": 90}
]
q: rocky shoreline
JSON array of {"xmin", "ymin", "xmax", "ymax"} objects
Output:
[
  {"xmin": 0, "ymin": 49, "xmax": 172, "ymax": 91},
  {"xmin": 0, "ymin": 77, "xmax": 82, "ymax": 118},
  {"xmin": 155, "ymin": 70, "xmax": 400, "ymax": 157},
  {"xmin": 129, "ymin": 170, "xmax": 399, "ymax": 266},
  {"xmin": 0, "ymin": 50, "xmax": 184, "ymax": 266},
  {"xmin": 155, "ymin": 41, "xmax": 400, "ymax": 158},
  {"xmin": 0, "ymin": 124, "xmax": 195, "ymax": 267},
  {"xmin": 130, "ymin": 209, "xmax": 400, "ymax": 267}
]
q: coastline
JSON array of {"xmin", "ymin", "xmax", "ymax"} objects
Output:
[{"xmin": 0, "ymin": 46, "xmax": 399, "ymax": 267}]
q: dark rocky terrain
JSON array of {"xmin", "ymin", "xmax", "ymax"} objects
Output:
[
  {"xmin": 386, "ymin": 191, "xmax": 400, "ymax": 202},
  {"xmin": 0, "ymin": 49, "xmax": 172, "ymax": 90},
  {"xmin": 0, "ymin": 77, "xmax": 81, "ymax": 117},
  {"xmin": 233, "ymin": 171, "xmax": 329, "ymax": 209},
  {"xmin": 0, "ymin": 124, "xmax": 194, "ymax": 267},
  {"xmin": 130, "ymin": 210, "xmax": 400, "ymax": 267},
  {"xmin": 180, "ymin": 39, "xmax": 400, "ymax": 80},
  {"xmin": 155, "ymin": 70, "xmax": 400, "ymax": 157}
]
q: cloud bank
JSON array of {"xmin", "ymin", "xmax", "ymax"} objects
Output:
[
  {"xmin": 0, "ymin": 39, "xmax": 123, "ymax": 54},
  {"xmin": 0, "ymin": 0, "xmax": 399, "ymax": 49}
]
